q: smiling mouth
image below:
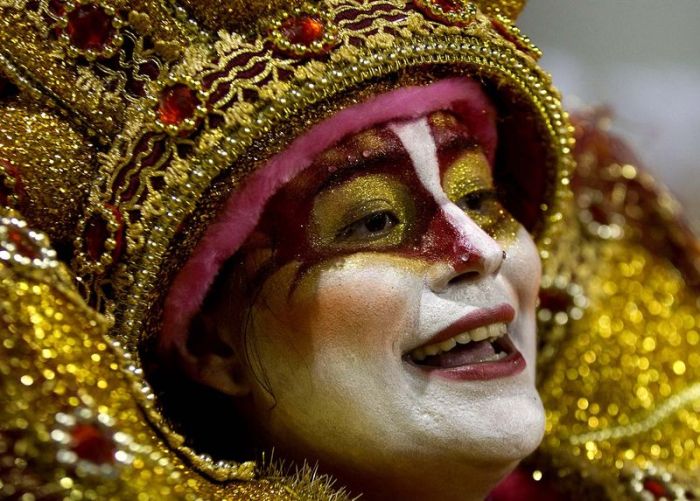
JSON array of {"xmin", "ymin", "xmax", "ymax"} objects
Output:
[
  {"xmin": 404, "ymin": 305, "xmax": 526, "ymax": 380},
  {"xmin": 408, "ymin": 322, "xmax": 511, "ymax": 367}
]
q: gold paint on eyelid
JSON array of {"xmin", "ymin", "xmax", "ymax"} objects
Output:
[
  {"xmin": 310, "ymin": 174, "xmax": 415, "ymax": 250},
  {"xmin": 443, "ymin": 149, "xmax": 519, "ymax": 244},
  {"xmin": 442, "ymin": 148, "xmax": 494, "ymax": 201}
]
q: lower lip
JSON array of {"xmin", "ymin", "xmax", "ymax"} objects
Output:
[{"xmin": 406, "ymin": 337, "xmax": 526, "ymax": 381}]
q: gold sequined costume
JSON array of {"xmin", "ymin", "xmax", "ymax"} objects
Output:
[{"xmin": 0, "ymin": 0, "xmax": 698, "ymax": 498}]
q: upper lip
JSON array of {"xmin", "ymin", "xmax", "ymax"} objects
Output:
[{"xmin": 407, "ymin": 303, "xmax": 515, "ymax": 354}]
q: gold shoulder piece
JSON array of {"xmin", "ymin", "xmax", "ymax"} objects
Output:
[
  {"xmin": 534, "ymin": 112, "xmax": 700, "ymax": 498},
  {"xmin": 0, "ymin": 208, "xmax": 354, "ymax": 498}
]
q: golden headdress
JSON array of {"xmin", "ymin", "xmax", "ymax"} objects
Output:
[{"xmin": 1, "ymin": 0, "xmax": 698, "ymax": 498}]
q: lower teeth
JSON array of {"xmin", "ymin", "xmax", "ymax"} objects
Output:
[{"xmin": 481, "ymin": 351, "xmax": 507, "ymax": 362}]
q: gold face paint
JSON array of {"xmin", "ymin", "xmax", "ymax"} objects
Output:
[
  {"xmin": 309, "ymin": 174, "xmax": 416, "ymax": 251},
  {"xmin": 442, "ymin": 149, "xmax": 519, "ymax": 243}
]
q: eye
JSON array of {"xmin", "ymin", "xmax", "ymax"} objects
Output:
[
  {"xmin": 456, "ymin": 189, "xmax": 499, "ymax": 213},
  {"xmin": 337, "ymin": 210, "xmax": 399, "ymax": 241}
]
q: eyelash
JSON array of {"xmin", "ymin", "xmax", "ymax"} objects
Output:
[
  {"xmin": 456, "ymin": 188, "xmax": 500, "ymax": 212},
  {"xmin": 336, "ymin": 210, "xmax": 399, "ymax": 241}
]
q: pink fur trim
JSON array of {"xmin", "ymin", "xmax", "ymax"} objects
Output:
[{"xmin": 162, "ymin": 77, "xmax": 497, "ymax": 349}]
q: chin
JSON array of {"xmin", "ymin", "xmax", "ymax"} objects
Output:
[{"xmin": 468, "ymin": 385, "xmax": 545, "ymax": 465}]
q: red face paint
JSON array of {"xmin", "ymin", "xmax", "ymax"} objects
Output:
[{"xmin": 240, "ymin": 111, "xmax": 512, "ymax": 294}]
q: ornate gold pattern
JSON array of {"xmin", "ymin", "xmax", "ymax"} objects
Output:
[{"xmin": 2, "ymin": 0, "xmax": 573, "ymax": 484}]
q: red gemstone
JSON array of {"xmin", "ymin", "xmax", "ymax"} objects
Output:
[
  {"xmin": 70, "ymin": 423, "xmax": 116, "ymax": 465},
  {"xmin": 643, "ymin": 478, "xmax": 671, "ymax": 499},
  {"xmin": 280, "ymin": 15, "xmax": 326, "ymax": 45},
  {"xmin": 7, "ymin": 228, "xmax": 39, "ymax": 260},
  {"xmin": 158, "ymin": 84, "xmax": 197, "ymax": 126},
  {"xmin": 434, "ymin": 0, "xmax": 461, "ymax": 13},
  {"xmin": 65, "ymin": 4, "xmax": 114, "ymax": 51}
]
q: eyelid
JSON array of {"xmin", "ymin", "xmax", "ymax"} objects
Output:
[
  {"xmin": 336, "ymin": 210, "xmax": 399, "ymax": 242},
  {"xmin": 309, "ymin": 174, "xmax": 415, "ymax": 250},
  {"xmin": 458, "ymin": 187, "xmax": 499, "ymax": 206},
  {"xmin": 441, "ymin": 148, "xmax": 494, "ymax": 203},
  {"xmin": 336, "ymin": 198, "xmax": 395, "ymax": 232}
]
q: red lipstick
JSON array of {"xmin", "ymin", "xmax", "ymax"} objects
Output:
[{"xmin": 405, "ymin": 303, "xmax": 526, "ymax": 381}]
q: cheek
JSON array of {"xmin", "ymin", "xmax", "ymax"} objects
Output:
[
  {"xmin": 501, "ymin": 227, "xmax": 541, "ymax": 364},
  {"xmin": 504, "ymin": 227, "xmax": 541, "ymax": 305},
  {"xmin": 251, "ymin": 254, "xmax": 427, "ymax": 367}
]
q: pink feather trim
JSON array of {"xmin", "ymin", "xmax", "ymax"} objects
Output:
[{"xmin": 162, "ymin": 77, "xmax": 497, "ymax": 349}]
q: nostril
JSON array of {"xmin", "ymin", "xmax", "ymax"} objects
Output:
[{"xmin": 448, "ymin": 270, "xmax": 480, "ymax": 285}]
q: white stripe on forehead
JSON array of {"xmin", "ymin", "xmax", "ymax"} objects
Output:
[
  {"xmin": 389, "ymin": 118, "xmax": 446, "ymax": 204},
  {"xmin": 389, "ymin": 118, "xmax": 501, "ymax": 259}
]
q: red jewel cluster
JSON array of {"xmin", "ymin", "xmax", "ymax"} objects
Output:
[
  {"xmin": 642, "ymin": 477, "xmax": 672, "ymax": 500},
  {"xmin": 158, "ymin": 84, "xmax": 198, "ymax": 127},
  {"xmin": 65, "ymin": 4, "xmax": 114, "ymax": 51},
  {"xmin": 280, "ymin": 15, "xmax": 327, "ymax": 46},
  {"xmin": 6, "ymin": 227, "xmax": 40, "ymax": 260},
  {"xmin": 268, "ymin": 9, "xmax": 338, "ymax": 58},
  {"xmin": 48, "ymin": 0, "xmax": 120, "ymax": 57}
]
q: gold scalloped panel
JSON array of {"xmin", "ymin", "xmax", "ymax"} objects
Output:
[{"xmin": 0, "ymin": 101, "xmax": 96, "ymax": 245}]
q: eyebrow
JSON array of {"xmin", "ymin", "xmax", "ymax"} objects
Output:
[
  {"xmin": 311, "ymin": 116, "xmax": 483, "ymax": 195},
  {"xmin": 312, "ymin": 136, "xmax": 409, "ymax": 195}
]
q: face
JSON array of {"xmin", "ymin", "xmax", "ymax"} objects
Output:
[{"xmin": 221, "ymin": 111, "xmax": 544, "ymax": 494}]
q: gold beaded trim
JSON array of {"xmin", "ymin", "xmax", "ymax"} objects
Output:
[
  {"xmin": 414, "ymin": 0, "xmax": 479, "ymax": 27},
  {"xmin": 570, "ymin": 382, "xmax": 700, "ymax": 445}
]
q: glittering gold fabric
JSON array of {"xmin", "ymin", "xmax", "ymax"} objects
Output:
[
  {"xmin": 530, "ymin": 112, "xmax": 700, "ymax": 498},
  {"xmin": 0, "ymin": 102, "xmax": 96, "ymax": 244},
  {"xmin": 0, "ymin": 208, "xmax": 349, "ymax": 498},
  {"xmin": 1, "ymin": 0, "xmax": 698, "ymax": 498}
]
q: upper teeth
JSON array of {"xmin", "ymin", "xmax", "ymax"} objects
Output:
[{"xmin": 410, "ymin": 323, "xmax": 508, "ymax": 362}]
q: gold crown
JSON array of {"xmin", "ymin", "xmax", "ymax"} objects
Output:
[{"xmin": 1, "ymin": 0, "xmax": 574, "ymax": 480}]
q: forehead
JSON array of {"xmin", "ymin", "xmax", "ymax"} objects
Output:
[{"xmin": 283, "ymin": 110, "xmax": 487, "ymax": 198}]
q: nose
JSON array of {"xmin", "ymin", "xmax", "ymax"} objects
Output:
[{"xmin": 423, "ymin": 205, "xmax": 505, "ymax": 293}]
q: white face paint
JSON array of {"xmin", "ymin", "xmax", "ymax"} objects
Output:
[{"xmin": 233, "ymin": 116, "xmax": 544, "ymax": 499}]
